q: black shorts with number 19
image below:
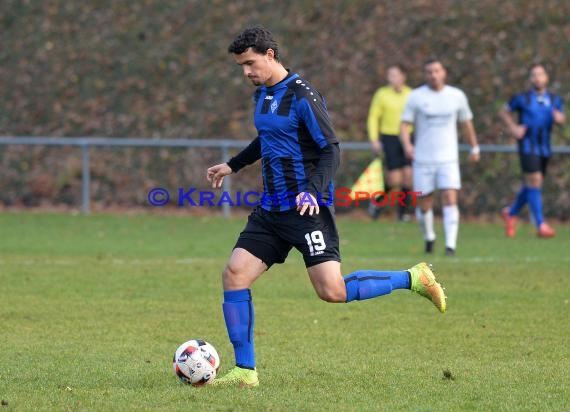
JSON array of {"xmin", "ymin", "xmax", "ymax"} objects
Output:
[{"xmin": 234, "ymin": 205, "xmax": 341, "ymax": 268}]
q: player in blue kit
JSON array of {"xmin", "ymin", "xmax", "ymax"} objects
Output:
[
  {"xmin": 206, "ymin": 26, "xmax": 447, "ymax": 387},
  {"xmin": 499, "ymin": 63, "xmax": 565, "ymax": 238}
]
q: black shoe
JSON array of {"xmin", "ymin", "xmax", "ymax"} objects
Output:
[
  {"xmin": 425, "ymin": 240, "xmax": 435, "ymax": 253},
  {"xmin": 445, "ymin": 247, "xmax": 456, "ymax": 257}
]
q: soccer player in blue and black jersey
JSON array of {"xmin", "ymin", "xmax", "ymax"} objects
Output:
[
  {"xmin": 206, "ymin": 26, "xmax": 447, "ymax": 387},
  {"xmin": 499, "ymin": 63, "xmax": 565, "ymax": 238}
]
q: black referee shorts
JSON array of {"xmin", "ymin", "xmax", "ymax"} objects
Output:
[
  {"xmin": 234, "ymin": 205, "xmax": 341, "ymax": 268},
  {"xmin": 520, "ymin": 153, "xmax": 549, "ymax": 175},
  {"xmin": 382, "ymin": 134, "xmax": 411, "ymax": 170}
]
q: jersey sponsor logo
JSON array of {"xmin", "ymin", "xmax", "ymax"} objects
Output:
[
  {"xmin": 264, "ymin": 95, "xmax": 274, "ymax": 100},
  {"xmin": 426, "ymin": 113, "xmax": 453, "ymax": 126}
]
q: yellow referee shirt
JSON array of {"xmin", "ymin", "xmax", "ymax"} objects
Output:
[{"xmin": 367, "ymin": 85, "xmax": 412, "ymax": 141}]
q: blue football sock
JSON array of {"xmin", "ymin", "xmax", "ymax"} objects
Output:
[
  {"xmin": 527, "ymin": 187, "xmax": 544, "ymax": 227},
  {"xmin": 509, "ymin": 186, "xmax": 528, "ymax": 216},
  {"xmin": 344, "ymin": 270, "xmax": 411, "ymax": 302},
  {"xmin": 222, "ymin": 289, "xmax": 255, "ymax": 369}
]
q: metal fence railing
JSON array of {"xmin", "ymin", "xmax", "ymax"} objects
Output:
[{"xmin": 1, "ymin": 136, "xmax": 569, "ymax": 216}]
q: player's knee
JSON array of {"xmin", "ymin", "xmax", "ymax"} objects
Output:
[
  {"xmin": 316, "ymin": 285, "xmax": 346, "ymax": 303},
  {"xmin": 388, "ymin": 174, "xmax": 401, "ymax": 188},
  {"xmin": 528, "ymin": 176, "xmax": 542, "ymax": 188},
  {"xmin": 442, "ymin": 192, "xmax": 457, "ymax": 206},
  {"xmin": 223, "ymin": 263, "xmax": 235, "ymax": 278},
  {"xmin": 223, "ymin": 261, "xmax": 245, "ymax": 282}
]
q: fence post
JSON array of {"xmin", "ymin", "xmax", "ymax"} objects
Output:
[
  {"xmin": 81, "ymin": 142, "xmax": 91, "ymax": 214},
  {"xmin": 221, "ymin": 144, "xmax": 231, "ymax": 218}
]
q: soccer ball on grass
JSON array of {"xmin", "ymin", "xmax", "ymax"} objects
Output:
[{"xmin": 172, "ymin": 339, "xmax": 220, "ymax": 386}]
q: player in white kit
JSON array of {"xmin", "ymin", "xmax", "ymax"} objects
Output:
[{"xmin": 400, "ymin": 58, "xmax": 480, "ymax": 256}]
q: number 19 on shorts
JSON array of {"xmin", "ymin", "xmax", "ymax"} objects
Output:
[{"xmin": 305, "ymin": 230, "xmax": 326, "ymax": 256}]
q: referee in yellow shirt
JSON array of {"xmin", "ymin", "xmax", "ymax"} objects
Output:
[{"xmin": 367, "ymin": 64, "xmax": 413, "ymax": 221}]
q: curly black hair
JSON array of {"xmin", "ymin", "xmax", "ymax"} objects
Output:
[{"xmin": 228, "ymin": 26, "xmax": 280, "ymax": 60}]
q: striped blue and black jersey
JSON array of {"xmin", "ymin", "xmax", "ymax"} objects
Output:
[
  {"xmin": 507, "ymin": 90, "xmax": 564, "ymax": 157},
  {"xmin": 228, "ymin": 72, "xmax": 340, "ymax": 211}
]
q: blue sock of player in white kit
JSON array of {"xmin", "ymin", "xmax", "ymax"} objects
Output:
[
  {"xmin": 509, "ymin": 186, "xmax": 528, "ymax": 216},
  {"xmin": 344, "ymin": 270, "xmax": 411, "ymax": 302},
  {"xmin": 222, "ymin": 289, "xmax": 255, "ymax": 369},
  {"xmin": 526, "ymin": 187, "xmax": 544, "ymax": 227}
]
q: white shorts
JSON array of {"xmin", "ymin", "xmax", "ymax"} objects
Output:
[{"xmin": 413, "ymin": 162, "xmax": 461, "ymax": 195}]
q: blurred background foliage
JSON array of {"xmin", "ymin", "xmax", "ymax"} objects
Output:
[{"xmin": 0, "ymin": 0, "xmax": 568, "ymax": 217}]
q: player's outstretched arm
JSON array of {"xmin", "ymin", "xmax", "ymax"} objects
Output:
[
  {"xmin": 207, "ymin": 136, "xmax": 262, "ymax": 188},
  {"xmin": 206, "ymin": 163, "xmax": 233, "ymax": 189}
]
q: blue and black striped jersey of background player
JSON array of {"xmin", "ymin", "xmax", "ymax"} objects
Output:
[
  {"xmin": 227, "ymin": 72, "xmax": 340, "ymax": 212},
  {"xmin": 506, "ymin": 90, "xmax": 564, "ymax": 157}
]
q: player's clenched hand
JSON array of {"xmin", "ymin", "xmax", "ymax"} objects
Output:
[
  {"xmin": 370, "ymin": 140, "xmax": 382, "ymax": 156},
  {"xmin": 468, "ymin": 152, "xmax": 480, "ymax": 163},
  {"xmin": 553, "ymin": 109, "xmax": 565, "ymax": 125},
  {"xmin": 510, "ymin": 125, "xmax": 527, "ymax": 140},
  {"xmin": 206, "ymin": 163, "xmax": 233, "ymax": 189},
  {"xmin": 296, "ymin": 192, "xmax": 319, "ymax": 216}
]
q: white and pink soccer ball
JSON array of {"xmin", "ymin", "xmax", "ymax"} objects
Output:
[{"xmin": 172, "ymin": 339, "xmax": 220, "ymax": 386}]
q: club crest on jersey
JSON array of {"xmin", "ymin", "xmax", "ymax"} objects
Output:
[
  {"xmin": 270, "ymin": 99, "xmax": 278, "ymax": 113},
  {"xmin": 537, "ymin": 95, "xmax": 550, "ymax": 106}
]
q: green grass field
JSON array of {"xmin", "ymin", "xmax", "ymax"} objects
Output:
[{"xmin": 1, "ymin": 212, "xmax": 569, "ymax": 411}]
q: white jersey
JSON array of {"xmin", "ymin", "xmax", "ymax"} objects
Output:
[{"xmin": 401, "ymin": 84, "xmax": 473, "ymax": 164}]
